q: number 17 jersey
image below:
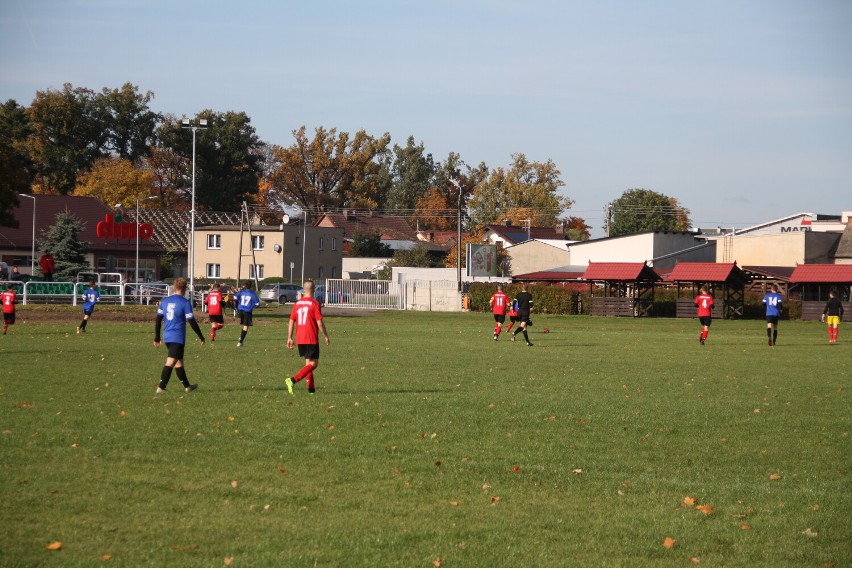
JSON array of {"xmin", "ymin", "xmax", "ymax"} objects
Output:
[{"xmin": 290, "ymin": 297, "xmax": 323, "ymax": 345}]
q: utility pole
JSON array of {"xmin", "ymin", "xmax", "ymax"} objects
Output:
[{"xmin": 604, "ymin": 202, "xmax": 613, "ymax": 237}]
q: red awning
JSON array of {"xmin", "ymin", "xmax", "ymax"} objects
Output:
[
  {"xmin": 789, "ymin": 264, "xmax": 852, "ymax": 283},
  {"xmin": 666, "ymin": 262, "xmax": 749, "ymax": 285},
  {"xmin": 582, "ymin": 262, "xmax": 660, "ymax": 281}
]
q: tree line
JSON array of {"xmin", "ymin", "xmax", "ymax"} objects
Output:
[{"xmin": 1, "ymin": 81, "xmax": 690, "ymax": 239}]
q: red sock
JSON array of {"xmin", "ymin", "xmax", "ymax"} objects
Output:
[
  {"xmin": 506, "ymin": 322, "xmax": 514, "ymax": 333},
  {"xmin": 494, "ymin": 324, "xmax": 501, "ymax": 336},
  {"xmin": 832, "ymin": 327, "xmax": 839, "ymax": 341},
  {"xmin": 828, "ymin": 327, "xmax": 834, "ymax": 341},
  {"xmin": 305, "ymin": 372, "xmax": 315, "ymax": 391},
  {"xmin": 210, "ymin": 328, "xmax": 215, "ymax": 340},
  {"xmin": 293, "ymin": 364, "xmax": 313, "ymax": 383}
]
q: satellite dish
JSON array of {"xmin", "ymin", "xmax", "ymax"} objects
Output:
[
  {"xmin": 273, "ymin": 244, "xmax": 282, "ymax": 253},
  {"xmin": 282, "ymin": 214, "xmax": 290, "ymax": 224}
]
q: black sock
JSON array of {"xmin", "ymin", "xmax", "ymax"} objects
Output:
[
  {"xmin": 240, "ymin": 330, "xmax": 247, "ymax": 343},
  {"xmin": 767, "ymin": 328, "xmax": 772, "ymax": 338},
  {"xmin": 773, "ymin": 330, "xmax": 777, "ymax": 343},
  {"xmin": 176, "ymin": 367, "xmax": 189, "ymax": 387},
  {"xmin": 160, "ymin": 366, "xmax": 174, "ymax": 388},
  {"xmin": 523, "ymin": 330, "xmax": 530, "ymax": 342},
  {"xmin": 80, "ymin": 319, "xmax": 87, "ymax": 329}
]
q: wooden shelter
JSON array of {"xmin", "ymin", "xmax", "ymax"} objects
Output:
[
  {"xmin": 582, "ymin": 262, "xmax": 660, "ymax": 317},
  {"xmin": 666, "ymin": 262, "xmax": 750, "ymax": 319},
  {"xmin": 788, "ymin": 264, "xmax": 852, "ymax": 321},
  {"xmin": 742, "ymin": 265, "xmax": 794, "ymax": 296}
]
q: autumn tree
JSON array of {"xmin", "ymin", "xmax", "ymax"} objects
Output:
[
  {"xmin": 411, "ymin": 152, "xmax": 486, "ymax": 231},
  {"xmin": 26, "ymin": 84, "xmax": 104, "ymax": 193},
  {"xmin": 0, "ymin": 100, "xmax": 35, "ymax": 227},
  {"xmin": 384, "ymin": 136, "xmax": 435, "ymax": 212},
  {"xmin": 24, "ymin": 82, "xmax": 161, "ymax": 194},
  {"xmin": 76, "ymin": 157, "xmax": 156, "ymax": 207},
  {"xmin": 143, "ymin": 145, "xmax": 189, "ymax": 209},
  {"xmin": 468, "ymin": 153, "xmax": 572, "ymax": 230},
  {"xmin": 38, "ymin": 210, "xmax": 91, "ymax": 280},
  {"xmin": 267, "ymin": 126, "xmax": 391, "ymax": 214},
  {"xmin": 96, "ymin": 83, "xmax": 159, "ymax": 162},
  {"xmin": 609, "ymin": 188, "xmax": 691, "ymax": 237},
  {"xmin": 157, "ymin": 111, "xmax": 265, "ymax": 211},
  {"xmin": 562, "ymin": 216, "xmax": 591, "ymax": 241}
]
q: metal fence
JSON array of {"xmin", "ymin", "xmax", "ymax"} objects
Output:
[
  {"xmin": 323, "ymin": 279, "xmax": 403, "ymax": 310},
  {"xmin": 2, "ymin": 276, "xmax": 171, "ymax": 306}
]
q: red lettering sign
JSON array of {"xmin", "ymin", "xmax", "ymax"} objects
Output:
[{"xmin": 96, "ymin": 214, "xmax": 155, "ymax": 240}]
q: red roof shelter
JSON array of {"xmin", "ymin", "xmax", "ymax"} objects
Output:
[
  {"xmin": 582, "ymin": 262, "xmax": 660, "ymax": 317},
  {"xmin": 666, "ymin": 262, "xmax": 750, "ymax": 319},
  {"xmin": 789, "ymin": 264, "xmax": 852, "ymax": 321}
]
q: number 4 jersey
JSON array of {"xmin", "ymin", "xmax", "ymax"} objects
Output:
[{"xmin": 290, "ymin": 297, "xmax": 323, "ymax": 345}]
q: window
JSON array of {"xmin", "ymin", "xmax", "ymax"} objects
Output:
[
  {"xmin": 332, "ymin": 237, "xmax": 337, "ymax": 251},
  {"xmin": 251, "ymin": 235, "xmax": 265, "ymax": 250},
  {"xmin": 249, "ymin": 264, "xmax": 264, "ymax": 279},
  {"xmin": 319, "ymin": 237, "xmax": 324, "ymax": 251},
  {"xmin": 207, "ymin": 234, "xmax": 221, "ymax": 249},
  {"xmin": 295, "ymin": 236, "xmax": 301, "ymax": 245},
  {"xmin": 206, "ymin": 264, "xmax": 221, "ymax": 278},
  {"xmin": 331, "ymin": 266, "xmax": 337, "ymax": 278},
  {"xmin": 318, "ymin": 266, "xmax": 324, "ymax": 280}
]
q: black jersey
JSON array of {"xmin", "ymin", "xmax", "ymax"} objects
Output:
[
  {"xmin": 823, "ymin": 297, "xmax": 844, "ymax": 317},
  {"xmin": 515, "ymin": 291, "xmax": 533, "ymax": 313}
]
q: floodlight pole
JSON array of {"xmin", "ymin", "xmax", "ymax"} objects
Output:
[
  {"xmin": 181, "ymin": 118, "xmax": 208, "ymax": 298},
  {"xmin": 450, "ymin": 179, "xmax": 462, "ymax": 292},
  {"xmin": 18, "ymin": 194, "xmax": 36, "ymax": 276}
]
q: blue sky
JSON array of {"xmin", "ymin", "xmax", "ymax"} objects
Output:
[{"xmin": 2, "ymin": 0, "xmax": 851, "ymax": 236}]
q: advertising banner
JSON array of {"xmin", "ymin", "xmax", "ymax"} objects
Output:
[{"xmin": 466, "ymin": 244, "xmax": 499, "ymax": 277}]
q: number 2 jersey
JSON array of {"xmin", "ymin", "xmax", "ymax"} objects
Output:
[
  {"xmin": 157, "ymin": 293, "xmax": 196, "ymax": 344},
  {"xmin": 289, "ymin": 296, "xmax": 323, "ymax": 345}
]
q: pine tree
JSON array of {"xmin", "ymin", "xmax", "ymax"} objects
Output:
[{"xmin": 39, "ymin": 210, "xmax": 91, "ymax": 281}]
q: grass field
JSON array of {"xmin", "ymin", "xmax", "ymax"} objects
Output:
[{"xmin": 0, "ymin": 308, "xmax": 849, "ymax": 567}]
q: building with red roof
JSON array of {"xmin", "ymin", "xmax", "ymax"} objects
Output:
[
  {"xmin": 789, "ymin": 264, "xmax": 852, "ymax": 320},
  {"xmin": 666, "ymin": 262, "xmax": 750, "ymax": 319},
  {"xmin": 582, "ymin": 262, "xmax": 660, "ymax": 317}
]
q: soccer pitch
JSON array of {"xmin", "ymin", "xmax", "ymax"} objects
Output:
[{"xmin": 0, "ymin": 310, "xmax": 849, "ymax": 567}]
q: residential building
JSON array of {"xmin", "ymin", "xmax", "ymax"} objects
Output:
[
  {"xmin": 482, "ymin": 221, "xmax": 564, "ymax": 246},
  {"xmin": 193, "ymin": 224, "xmax": 343, "ymax": 283},
  {"xmin": 714, "ymin": 231, "xmax": 841, "ymax": 266}
]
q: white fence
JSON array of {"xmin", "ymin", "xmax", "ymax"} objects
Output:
[
  {"xmin": 323, "ymin": 279, "xmax": 403, "ymax": 310},
  {"xmin": 323, "ymin": 278, "xmax": 461, "ymax": 312}
]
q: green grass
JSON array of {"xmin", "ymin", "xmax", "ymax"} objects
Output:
[{"xmin": 0, "ymin": 310, "xmax": 849, "ymax": 567}]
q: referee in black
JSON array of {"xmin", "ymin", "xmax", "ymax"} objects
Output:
[{"xmin": 512, "ymin": 284, "xmax": 534, "ymax": 346}]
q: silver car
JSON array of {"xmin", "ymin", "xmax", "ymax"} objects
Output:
[{"xmin": 259, "ymin": 283, "xmax": 302, "ymax": 304}]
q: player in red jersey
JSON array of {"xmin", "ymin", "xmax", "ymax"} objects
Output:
[
  {"xmin": 505, "ymin": 298, "xmax": 519, "ymax": 335},
  {"xmin": 284, "ymin": 280, "xmax": 330, "ymax": 396},
  {"xmin": 2, "ymin": 283, "xmax": 16, "ymax": 335},
  {"xmin": 489, "ymin": 285, "xmax": 510, "ymax": 340},
  {"xmin": 694, "ymin": 286, "xmax": 715, "ymax": 345},
  {"xmin": 204, "ymin": 283, "xmax": 225, "ymax": 341}
]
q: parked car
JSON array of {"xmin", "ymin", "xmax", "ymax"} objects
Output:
[
  {"xmin": 314, "ymin": 284, "xmax": 350, "ymax": 305},
  {"xmin": 259, "ymin": 283, "xmax": 303, "ymax": 304}
]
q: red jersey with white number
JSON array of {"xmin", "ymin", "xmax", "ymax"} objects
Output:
[
  {"xmin": 1, "ymin": 290, "xmax": 16, "ymax": 314},
  {"xmin": 290, "ymin": 297, "xmax": 323, "ymax": 345},
  {"xmin": 490, "ymin": 292, "xmax": 509, "ymax": 315},
  {"xmin": 694, "ymin": 292, "xmax": 714, "ymax": 317},
  {"xmin": 205, "ymin": 290, "xmax": 223, "ymax": 316}
]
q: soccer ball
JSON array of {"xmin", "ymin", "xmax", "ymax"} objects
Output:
[{"xmin": 542, "ymin": 328, "xmax": 550, "ymax": 334}]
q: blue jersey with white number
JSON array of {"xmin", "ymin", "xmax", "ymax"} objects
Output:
[
  {"xmin": 82, "ymin": 288, "xmax": 100, "ymax": 311},
  {"xmin": 157, "ymin": 293, "xmax": 195, "ymax": 344},
  {"xmin": 762, "ymin": 292, "xmax": 783, "ymax": 317},
  {"xmin": 235, "ymin": 289, "xmax": 259, "ymax": 313}
]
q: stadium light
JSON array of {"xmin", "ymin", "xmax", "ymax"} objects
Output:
[
  {"xmin": 18, "ymin": 194, "xmax": 36, "ymax": 276},
  {"xmin": 449, "ymin": 179, "xmax": 462, "ymax": 292},
  {"xmin": 181, "ymin": 118, "xmax": 209, "ymax": 297}
]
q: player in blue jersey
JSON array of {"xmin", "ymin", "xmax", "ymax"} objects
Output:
[
  {"xmin": 154, "ymin": 278, "xmax": 206, "ymax": 393},
  {"xmin": 762, "ymin": 284, "xmax": 783, "ymax": 346},
  {"xmin": 234, "ymin": 281, "xmax": 260, "ymax": 347},
  {"xmin": 77, "ymin": 280, "xmax": 100, "ymax": 334}
]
